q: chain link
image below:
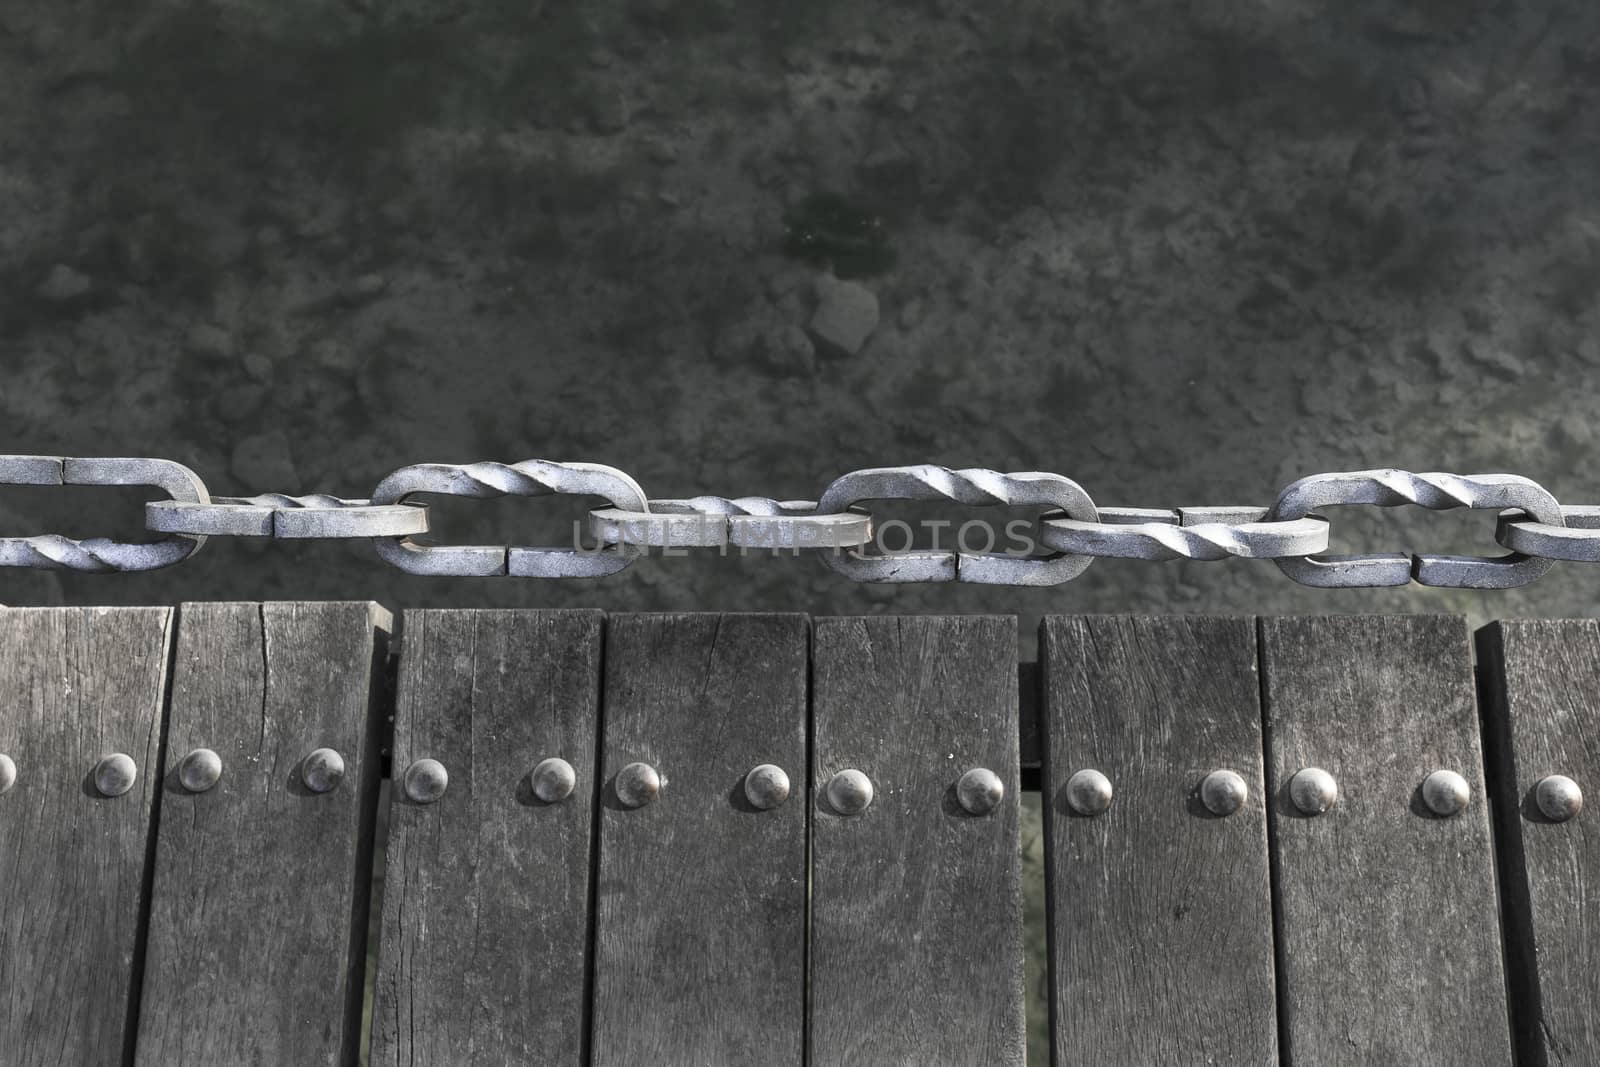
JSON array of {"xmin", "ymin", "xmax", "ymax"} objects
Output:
[
  {"xmin": 147, "ymin": 495, "xmax": 428, "ymax": 539},
  {"xmin": 368, "ymin": 460, "xmax": 647, "ymax": 577},
  {"xmin": 1, "ymin": 455, "xmax": 208, "ymax": 572},
  {"xmin": 1495, "ymin": 505, "xmax": 1600, "ymax": 562},
  {"xmin": 1266, "ymin": 470, "xmax": 1563, "ymax": 589},
  {"xmin": 1041, "ymin": 507, "xmax": 1331, "ymax": 561},
  {"xmin": 815, "ymin": 466, "xmax": 1099, "ymax": 586},
  {"xmin": 588, "ymin": 498, "xmax": 873, "ymax": 551},
  {"xmin": 0, "ymin": 455, "xmax": 1594, "ymax": 589}
]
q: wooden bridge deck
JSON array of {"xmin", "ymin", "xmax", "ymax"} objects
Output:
[{"xmin": 0, "ymin": 605, "xmax": 1593, "ymax": 1065}]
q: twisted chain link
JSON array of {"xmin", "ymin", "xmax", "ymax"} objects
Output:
[{"xmin": 0, "ymin": 454, "xmax": 1592, "ymax": 588}]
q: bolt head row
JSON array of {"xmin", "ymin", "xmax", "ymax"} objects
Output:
[
  {"xmin": 1059, "ymin": 766, "xmax": 1481, "ymax": 819},
  {"xmin": 1067, "ymin": 768, "xmax": 1257, "ymax": 818},
  {"xmin": 396, "ymin": 756, "xmax": 587, "ymax": 805},
  {"xmin": 0, "ymin": 751, "xmax": 1584, "ymax": 827},
  {"xmin": 823, "ymin": 767, "xmax": 1009, "ymax": 817},
  {"xmin": 393, "ymin": 759, "xmax": 796, "ymax": 809}
]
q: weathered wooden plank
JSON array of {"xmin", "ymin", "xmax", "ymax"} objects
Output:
[
  {"xmin": 810, "ymin": 615, "xmax": 1023, "ymax": 1067},
  {"xmin": 1477, "ymin": 620, "xmax": 1600, "ymax": 1065},
  {"xmin": 134, "ymin": 602, "xmax": 390, "ymax": 1065},
  {"xmin": 372, "ymin": 609, "xmax": 603, "ymax": 1065},
  {"xmin": 1041, "ymin": 615, "xmax": 1277, "ymax": 1064},
  {"xmin": 591, "ymin": 613, "xmax": 808, "ymax": 1065},
  {"xmin": 0, "ymin": 607, "xmax": 174, "ymax": 1066},
  {"xmin": 1261, "ymin": 614, "xmax": 1511, "ymax": 1066}
]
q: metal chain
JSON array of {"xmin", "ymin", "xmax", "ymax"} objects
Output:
[{"xmin": 1, "ymin": 454, "xmax": 1593, "ymax": 589}]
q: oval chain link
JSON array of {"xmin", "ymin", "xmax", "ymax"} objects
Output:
[
  {"xmin": 589, "ymin": 497, "xmax": 873, "ymax": 551},
  {"xmin": 1041, "ymin": 506, "xmax": 1330, "ymax": 560},
  {"xmin": 0, "ymin": 455, "xmax": 208, "ymax": 572},
  {"xmin": 1495, "ymin": 505, "xmax": 1600, "ymax": 562},
  {"xmin": 814, "ymin": 465, "xmax": 1099, "ymax": 586},
  {"xmin": 368, "ymin": 460, "xmax": 646, "ymax": 577},
  {"xmin": 148, "ymin": 494, "xmax": 429, "ymax": 539},
  {"xmin": 1267, "ymin": 470, "xmax": 1565, "ymax": 588}
]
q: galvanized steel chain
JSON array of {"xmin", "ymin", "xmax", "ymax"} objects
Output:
[{"xmin": 1, "ymin": 454, "xmax": 1594, "ymax": 588}]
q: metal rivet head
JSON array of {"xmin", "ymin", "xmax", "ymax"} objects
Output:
[
  {"xmin": 178, "ymin": 748, "xmax": 222, "ymax": 793},
  {"xmin": 1065, "ymin": 768, "xmax": 1113, "ymax": 816},
  {"xmin": 1200, "ymin": 769, "xmax": 1249, "ymax": 816},
  {"xmin": 1536, "ymin": 774, "xmax": 1584, "ymax": 822},
  {"xmin": 615, "ymin": 761, "xmax": 660, "ymax": 809},
  {"xmin": 956, "ymin": 767, "xmax": 1004, "ymax": 816},
  {"xmin": 530, "ymin": 757, "xmax": 577, "ymax": 803},
  {"xmin": 0, "ymin": 753, "xmax": 14, "ymax": 795},
  {"xmin": 744, "ymin": 764, "xmax": 791, "ymax": 810},
  {"xmin": 301, "ymin": 748, "xmax": 345, "ymax": 794},
  {"xmin": 826, "ymin": 769, "xmax": 873, "ymax": 815},
  {"xmin": 403, "ymin": 758, "xmax": 449, "ymax": 804},
  {"xmin": 1421, "ymin": 769, "xmax": 1471, "ymax": 817},
  {"xmin": 1289, "ymin": 767, "xmax": 1338, "ymax": 815},
  {"xmin": 94, "ymin": 753, "xmax": 137, "ymax": 798}
]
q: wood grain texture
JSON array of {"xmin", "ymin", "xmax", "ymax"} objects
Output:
[
  {"xmin": 810, "ymin": 615, "xmax": 1023, "ymax": 1067},
  {"xmin": 1261, "ymin": 614, "xmax": 1511, "ymax": 1066},
  {"xmin": 1041, "ymin": 615, "xmax": 1277, "ymax": 1065},
  {"xmin": 372, "ymin": 609, "xmax": 603, "ymax": 1066},
  {"xmin": 1477, "ymin": 620, "xmax": 1600, "ymax": 1066},
  {"xmin": 591, "ymin": 613, "xmax": 808, "ymax": 1066},
  {"xmin": 0, "ymin": 607, "xmax": 174, "ymax": 1066},
  {"xmin": 134, "ymin": 601, "xmax": 391, "ymax": 1066}
]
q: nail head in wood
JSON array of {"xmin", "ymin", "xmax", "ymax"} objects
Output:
[
  {"xmin": 1200, "ymin": 769, "xmax": 1248, "ymax": 816},
  {"xmin": 1289, "ymin": 767, "xmax": 1338, "ymax": 815},
  {"xmin": 403, "ymin": 758, "xmax": 449, "ymax": 804},
  {"xmin": 956, "ymin": 767, "xmax": 1004, "ymax": 816},
  {"xmin": 744, "ymin": 763, "xmax": 791, "ymax": 810},
  {"xmin": 301, "ymin": 748, "xmax": 345, "ymax": 794},
  {"xmin": 1535, "ymin": 774, "xmax": 1583, "ymax": 822},
  {"xmin": 530, "ymin": 757, "xmax": 577, "ymax": 803},
  {"xmin": 178, "ymin": 748, "xmax": 222, "ymax": 793},
  {"xmin": 825, "ymin": 768, "xmax": 873, "ymax": 816},
  {"xmin": 1065, "ymin": 768, "xmax": 1113, "ymax": 815},
  {"xmin": 1421, "ymin": 769, "xmax": 1470, "ymax": 817},
  {"xmin": 615, "ymin": 761, "xmax": 660, "ymax": 809},
  {"xmin": 0, "ymin": 753, "xmax": 14, "ymax": 795},
  {"xmin": 94, "ymin": 753, "xmax": 137, "ymax": 798}
]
